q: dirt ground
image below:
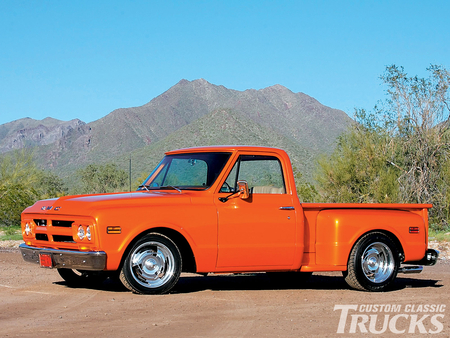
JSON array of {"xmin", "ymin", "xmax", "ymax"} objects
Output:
[{"xmin": 1, "ymin": 246, "xmax": 449, "ymax": 338}]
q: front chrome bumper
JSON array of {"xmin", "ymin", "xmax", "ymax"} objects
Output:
[{"xmin": 19, "ymin": 243, "xmax": 106, "ymax": 270}]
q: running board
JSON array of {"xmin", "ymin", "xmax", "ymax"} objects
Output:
[{"xmin": 398, "ymin": 265, "xmax": 423, "ymax": 274}]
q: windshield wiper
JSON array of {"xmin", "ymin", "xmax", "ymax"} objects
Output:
[
  {"xmin": 160, "ymin": 185, "xmax": 182, "ymax": 193},
  {"xmin": 138, "ymin": 185, "xmax": 182, "ymax": 193}
]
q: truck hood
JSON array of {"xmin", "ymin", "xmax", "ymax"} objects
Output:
[{"xmin": 23, "ymin": 191, "xmax": 192, "ymax": 217}]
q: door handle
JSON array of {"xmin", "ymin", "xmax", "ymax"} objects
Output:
[{"xmin": 279, "ymin": 206, "xmax": 295, "ymax": 210}]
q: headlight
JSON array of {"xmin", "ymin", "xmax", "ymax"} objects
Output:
[
  {"xmin": 25, "ymin": 223, "xmax": 31, "ymax": 236},
  {"xmin": 77, "ymin": 226, "xmax": 85, "ymax": 240},
  {"xmin": 86, "ymin": 226, "xmax": 91, "ymax": 241}
]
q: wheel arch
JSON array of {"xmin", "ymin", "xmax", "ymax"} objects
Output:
[
  {"xmin": 118, "ymin": 227, "xmax": 197, "ymax": 273},
  {"xmin": 345, "ymin": 230, "xmax": 405, "ymax": 269}
]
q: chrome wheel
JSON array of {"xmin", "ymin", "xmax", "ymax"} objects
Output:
[
  {"xmin": 120, "ymin": 233, "xmax": 182, "ymax": 294},
  {"xmin": 345, "ymin": 232, "xmax": 399, "ymax": 292},
  {"xmin": 130, "ymin": 241, "xmax": 175, "ymax": 288},
  {"xmin": 361, "ymin": 242, "xmax": 395, "ymax": 284}
]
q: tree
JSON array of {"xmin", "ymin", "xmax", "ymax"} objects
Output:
[
  {"xmin": 379, "ymin": 65, "xmax": 450, "ymax": 229},
  {"xmin": 0, "ymin": 150, "xmax": 41, "ymax": 226},
  {"xmin": 317, "ymin": 65, "xmax": 450, "ymax": 230},
  {"xmin": 35, "ymin": 171, "xmax": 68, "ymax": 199},
  {"xmin": 0, "ymin": 150, "xmax": 69, "ymax": 226},
  {"xmin": 293, "ymin": 167, "xmax": 318, "ymax": 202},
  {"xmin": 316, "ymin": 116, "xmax": 399, "ymax": 204},
  {"xmin": 133, "ymin": 172, "xmax": 150, "ymax": 191},
  {"xmin": 78, "ymin": 163, "xmax": 128, "ymax": 194}
]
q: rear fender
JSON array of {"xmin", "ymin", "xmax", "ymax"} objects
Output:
[{"xmin": 315, "ymin": 209, "xmax": 427, "ymax": 266}]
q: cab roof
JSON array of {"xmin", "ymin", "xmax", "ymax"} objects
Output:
[{"xmin": 165, "ymin": 145, "xmax": 285, "ymax": 155}]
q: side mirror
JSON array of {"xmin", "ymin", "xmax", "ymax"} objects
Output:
[{"xmin": 237, "ymin": 180, "xmax": 250, "ymax": 200}]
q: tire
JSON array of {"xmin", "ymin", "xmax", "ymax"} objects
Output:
[
  {"xmin": 119, "ymin": 233, "xmax": 182, "ymax": 295},
  {"xmin": 345, "ymin": 232, "xmax": 399, "ymax": 292},
  {"xmin": 57, "ymin": 268, "xmax": 106, "ymax": 287}
]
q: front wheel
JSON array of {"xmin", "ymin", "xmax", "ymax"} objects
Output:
[
  {"xmin": 119, "ymin": 233, "xmax": 182, "ymax": 294},
  {"xmin": 345, "ymin": 232, "xmax": 400, "ymax": 292}
]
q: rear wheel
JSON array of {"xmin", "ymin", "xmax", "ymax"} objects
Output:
[
  {"xmin": 345, "ymin": 232, "xmax": 399, "ymax": 292},
  {"xmin": 119, "ymin": 233, "xmax": 182, "ymax": 294}
]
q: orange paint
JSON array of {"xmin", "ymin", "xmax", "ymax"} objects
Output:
[{"xmin": 20, "ymin": 146, "xmax": 434, "ymax": 277}]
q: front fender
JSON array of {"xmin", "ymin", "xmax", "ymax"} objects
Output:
[
  {"xmin": 98, "ymin": 220, "xmax": 194, "ymax": 271},
  {"xmin": 93, "ymin": 204, "xmax": 218, "ymax": 271}
]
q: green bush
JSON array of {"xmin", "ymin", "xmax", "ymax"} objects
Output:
[
  {"xmin": 316, "ymin": 65, "xmax": 450, "ymax": 232},
  {"xmin": 0, "ymin": 150, "xmax": 68, "ymax": 227}
]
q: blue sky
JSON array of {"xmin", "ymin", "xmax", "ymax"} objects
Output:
[{"xmin": 1, "ymin": 0, "xmax": 449, "ymax": 125}]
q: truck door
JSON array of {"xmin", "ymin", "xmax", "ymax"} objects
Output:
[{"xmin": 215, "ymin": 154, "xmax": 297, "ymax": 270}]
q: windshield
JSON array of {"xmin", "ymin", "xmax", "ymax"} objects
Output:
[{"xmin": 139, "ymin": 152, "xmax": 232, "ymax": 191}]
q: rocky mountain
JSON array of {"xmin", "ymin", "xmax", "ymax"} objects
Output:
[
  {"xmin": 0, "ymin": 118, "xmax": 89, "ymax": 153},
  {"xmin": 117, "ymin": 108, "xmax": 319, "ymax": 183},
  {"xmin": 0, "ymin": 79, "xmax": 353, "ymax": 184}
]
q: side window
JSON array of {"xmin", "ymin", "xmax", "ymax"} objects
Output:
[
  {"xmin": 221, "ymin": 160, "xmax": 239, "ymax": 192},
  {"xmin": 222, "ymin": 155, "xmax": 286, "ymax": 194}
]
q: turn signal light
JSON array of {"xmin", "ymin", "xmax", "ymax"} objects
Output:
[
  {"xmin": 107, "ymin": 226, "xmax": 122, "ymax": 234},
  {"xmin": 409, "ymin": 227, "xmax": 420, "ymax": 234}
]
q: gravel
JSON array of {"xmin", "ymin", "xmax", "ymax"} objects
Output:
[
  {"xmin": 0, "ymin": 240, "xmax": 23, "ymax": 252},
  {"xmin": 429, "ymin": 240, "xmax": 450, "ymax": 261}
]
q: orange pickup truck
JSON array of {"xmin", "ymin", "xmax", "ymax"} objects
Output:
[{"xmin": 20, "ymin": 146, "xmax": 438, "ymax": 294}]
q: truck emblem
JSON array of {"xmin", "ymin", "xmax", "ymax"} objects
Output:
[{"xmin": 40, "ymin": 206, "xmax": 61, "ymax": 211}]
